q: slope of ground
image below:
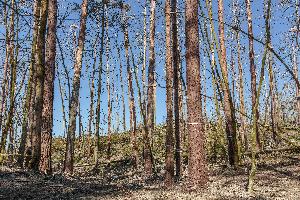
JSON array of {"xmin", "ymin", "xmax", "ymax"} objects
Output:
[{"xmin": 0, "ymin": 152, "xmax": 299, "ymax": 200}]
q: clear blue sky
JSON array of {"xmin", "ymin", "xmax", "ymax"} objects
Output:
[
  {"xmin": 51, "ymin": 0, "xmax": 298, "ymax": 137},
  {"xmin": 0, "ymin": 0, "xmax": 298, "ymax": 137}
]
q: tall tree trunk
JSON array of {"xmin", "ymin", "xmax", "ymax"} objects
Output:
[
  {"xmin": 87, "ymin": 34, "xmax": 99, "ymax": 156},
  {"xmin": 245, "ymin": 0, "xmax": 261, "ymax": 149},
  {"xmin": 29, "ymin": 0, "xmax": 49, "ymax": 170},
  {"xmin": 144, "ymin": 0, "xmax": 156, "ymax": 177},
  {"xmin": 105, "ymin": 20, "xmax": 112, "ymax": 161},
  {"xmin": 236, "ymin": 29, "xmax": 247, "ymax": 150},
  {"xmin": 64, "ymin": 0, "xmax": 88, "ymax": 174},
  {"xmin": 39, "ymin": 0, "xmax": 57, "ymax": 174},
  {"xmin": 268, "ymin": 54, "xmax": 278, "ymax": 144},
  {"xmin": 218, "ymin": 0, "xmax": 239, "ymax": 166},
  {"xmin": 122, "ymin": 5, "xmax": 139, "ymax": 167},
  {"xmin": 118, "ymin": 45, "xmax": 126, "ymax": 132},
  {"xmin": 248, "ymin": 0, "xmax": 271, "ymax": 192},
  {"xmin": 0, "ymin": 0, "xmax": 9, "ymax": 136},
  {"xmin": 164, "ymin": 0, "xmax": 174, "ymax": 187},
  {"xmin": 171, "ymin": 0, "xmax": 181, "ymax": 179},
  {"xmin": 185, "ymin": 0, "xmax": 208, "ymax": 187},
  {"xmin": 0, "ymin": 0, "xmax": 15, "ymax": 163},
  {"xmin": 94, "ymin": 3, "xmax": 105, "ymax": 166},
  {"xmin": 293, "ymin": 45, "xmax": 299, "ymax": 125},
  {"xmin": 142, "ymin": 3, "xmax": 147, "ymax": 116}
]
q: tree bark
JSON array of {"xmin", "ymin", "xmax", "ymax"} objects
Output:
[
  {"xmin": 29, "ymin": 0, "xmax": 49, "ymax": 170},
  {"xmin": 64, "ymin": 0, "xmax": 88, "ymax": 174},
  {"xmin": 171, "ymin": 0, "xmax": 181, "ymax": 179},
  {"xmin": 245, "ymin": 0, "xmax": 261, "ymax": 149},
  {"xmin": 218, "ymin": 0, "xmax": 239, "ymax": 166},
  {"xmin": 0, "ymin": 0, "xmax": 15, "ymax": 163},
  {"xmin": 122, "ymin": 6, "xmax": 139, "ymax": 167},
  {"xmin": 144, "ymin": 0, "xmax": 156, "ymax": 177},
  {"xmin": 94, "ymin": 3, "xmax": 105, "ymax": 166},
  {"xmin": 164, "ymin": 0, "xmax": 174, "ymax": 187},
  {"xmin": 39, "ymin": 0, "xmax": 57, "ymax": 174},
  {"xmin": 185, "ymin": 0, "xmax": 208, "ymax": 187}
]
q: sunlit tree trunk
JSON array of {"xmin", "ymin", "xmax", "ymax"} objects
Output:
[
  {"xmin": 0, "ymin": 0, "xmax": 9, "ymax": 135},
  {"xmin": 267, "ymin": 54, "xmax": 278, "ymax": 144},
  {"xmin": 218, "ymin": 0, "xmax": 239, "ymax": 166},
  {"xmin": 0, "ymin": 0, "xmax": 15, "ymax": 163},
  {"xmin": 94, "ymin": 3, "xmax": 105, "ymax": 166},
  {"xmin": 293, "ymin": 45, "xmax": 299, "ymax": 125},
  {"xmin": 235, "ymin": 29, "xmax": 247, "ymax": 150},
  {"xmin": 87, "ymin": 34, "xmax": 99, "ymax": 156},
  {"xmin": 144, "ymin": 0, "xmax": 156, "ymax": 177},
  {"xmin": 39, "ymin": 0, "xmax": 57, "ymax": 174},
  {"xmin": 29, "ymin": 0, "xmax": 49, "ymax": 170},
  {"xmin": 122, "ymin": 5, "xmax": 139, "ymax": 166},
  {"xmin": 164, "ymin": 0, "xmax": 174, "ymax": 187},
  {"xmin": 171, "ymin": 0, "xmax": 181, "ymax": 179},
  {"xmin": 248, "ymin": 0, "xmax": 271, "ymax": 192},
  {"xmin": 245, "ymin": 0, "xmax": 261, "ymax": 149},
  {"xmin": 105, "ymin": 20, "xmax": 112, "ymax": 160},
  {"xmin": 64, "ymin": 0, "xmax": 88, "ymax": 174},
  {"xmin": 185, "ymin": 0, "xmax": 208, "ymax": 187}
]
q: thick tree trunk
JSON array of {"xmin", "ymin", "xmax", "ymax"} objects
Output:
[
  {"xmin": 39, "ymin": 0, "xmax": 57, "ymax": 174},
  {"xmin": 185, "ymin": 0, "xmax": 208, "ymax": 187},
  {"xmin": 29, "ymin": 0, "xmax": 49, "ymax": 170},
  {"xmin": 218, "ymin": 0, "xmax": 239, "ymax": 166},
  {"xmin": 64, "ymin": 0, "xmax": 88, "ymax": 174},
  {"xmin": 164, "ymin": 0, "xmax": 174, "ymax": 187}
]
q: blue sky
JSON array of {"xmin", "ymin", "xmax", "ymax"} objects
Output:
[
  {"xmin": 50, "ymin": 0, "xmax": 298, "ymax": 137},
  {"xmin": 0, "ymin": 0, "xmax": 299, "ymax": 137}
]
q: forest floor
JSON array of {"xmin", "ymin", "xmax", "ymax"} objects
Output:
[{"xmin": 0, "ymin": 152, "xmax": 299, "ymax": 200}]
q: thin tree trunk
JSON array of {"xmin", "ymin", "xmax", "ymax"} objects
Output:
[
  {"xmin": 64, "ymin": 0, "xmax": 88, "ymax": 174},
  {"xmin": 245, "ymin": 0, "xmax": 261, "ymax": 149},
  {"xmin": 248, "ymin": 0, "xmax": 271, "ymax": 192},
  {"xmin": 268, "ymin": 53, "xmax": 278, "ymax": 144},
  {"xmin": 87, "ymin": 34, "xmax": 99, "ymax": 156},
  {"xmin": 293, "ymin": 45, "xmax": 299, "ymax": 125},
  {"xmin": 0, "ymin": 0, "xmax": 15, "ymax": 163},
  {"xmin": 185, "ymin": 0, "xmax": 208, "ymax": 187},
  {"xmin": 122, "ymin": 6, "xmax": 139, "ymax": 167},
  {"xmin": 171, "ymin": 0, "xmax": 181, "ymax": 179},
  {"xmin": 94, "ymin": 3, "xmax": 105, "ymax": 166},
  {"xmin": 218, "ymin": 0, "xmax": 239, "ymax": 166},
  {"xmin": 144, "ymin": 0, "xmax": 156, "ymax": 177},
  {"xmin": 0, "ymin": 0, "xmax": 9, "ymax": 135},
  {"xmin": 236, "ymin": 29, "xmax": 247, "ymax": 150},
  {"xmin": 105, "ymin": 21, "xmax": 112, "ymax": 161}
]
